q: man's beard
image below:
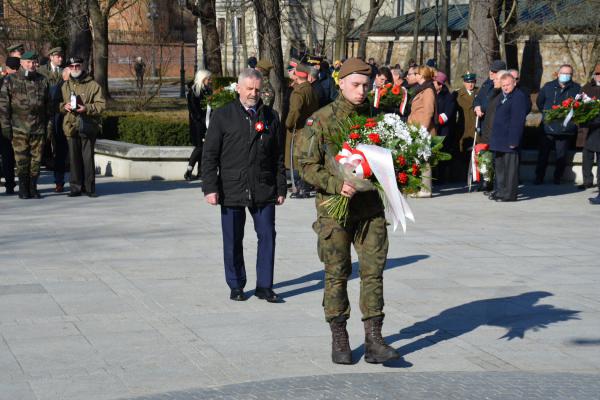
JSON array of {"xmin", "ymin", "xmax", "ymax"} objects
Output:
[{"xmin": 70, "ymin": 70, "xmax": 83, "ymax": 79}]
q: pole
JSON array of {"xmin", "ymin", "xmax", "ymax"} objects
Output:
[{"xmin": 180, "ymin": 2, "xmax": 186, "ymax": 98}]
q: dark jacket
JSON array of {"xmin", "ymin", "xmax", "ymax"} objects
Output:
[
  {"xmin": 315, "ymin": 73, "xmax": 338, "ymax": 108},
  {"xmin": 490, "ymin": 88, "xmax": 529, "ymax": 153},
  {"xmin": 435, "ymin": 85, "xmax": 457, "ymax": 138},
  {"xmin": 187, "ymin": 83, "xmax": 211, "ymax": 146},
  {"xmin": 537, "ymin": 79, "xmax": 581, "ymax": 135},
  {"xmin": 582, "ymin": 81, "xmax": 600, "ymax": 152},
  {"xmin": 473, "ymin": 78, "xmax": 495, "ymax": 113},
  {"xmin": 481, "ymin": 89, "xmax": 501, "ymax": 144},
  {"xmin": 201, "ymin": 98, "xmax": 287, "ymax": 207}
]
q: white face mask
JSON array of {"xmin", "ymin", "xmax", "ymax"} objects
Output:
[{"xmin": 70, "ymin": 70, "xmax": 83, "ymax": 79}]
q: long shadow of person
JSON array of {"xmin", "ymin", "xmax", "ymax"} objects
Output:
[
  {"xmin": 352, "ymin": 291, "xmax": 580, "ymax": 367},
  {"xmin": 272, "ymin": 255, "xmax": 429, "ymax": 299}
]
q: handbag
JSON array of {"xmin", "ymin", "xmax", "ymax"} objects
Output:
[{"xmin": 78, "ymin": 114, "xmax": 99, "ymax": 139}]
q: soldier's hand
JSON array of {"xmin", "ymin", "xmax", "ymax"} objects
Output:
[
  {"xmin": 276, "ymin": 196, "xmax": 285, "ymax": 205},
  {"xmin": 341, "ymin": 182, "xmax": 356, "ymax": 198},
  {"xmin": 76, "ymin": 104, "xmax": 87, "ymax": 113},
  {"xmin": 205, "ymin": 193, "xmax": 219, "ymax": 205}
]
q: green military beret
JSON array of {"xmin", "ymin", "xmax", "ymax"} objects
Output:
[
  {"xmin": 7, "ymin": 44, "xmax": 24, "ymax": 53},
  {"xmin": 462, "ymin": 72, "xmax": 477, "ymax": 82},
  {"xmin": 20, "ymin": 51, "xmax": 38, "ymax": 60},
  {"xmin": 48, "ymin": 47, "xmax": 63, "ymax": 56}
]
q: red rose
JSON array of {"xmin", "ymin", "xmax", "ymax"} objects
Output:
[
  {"xmin": 255, "ymin": 121, "xmax": 265, "ymax": 132},
  {"xmin": 398, "ymin": 172, "xmax": 408, "ymax": 184},
  {"xmin": 350, "ymin": 124, "xmax": 361, "ymax": 130},
  {"xmin": 397, "ymin": 155, "xmax": 406, "ymax": 167},
  {"xmin": 349, "ymin": 132, "xmax": 361, "ymax": 140},
  {"xmin": 392, "ymin": 85, "xmax": 401, "ymax": 95},
  {"xmin": 412, "ymin": 164, "xmax": 419, "ymax": 176},
  {"xmin": 573, "ymin": 101, "xmax": 581, "ymax": 108},
  {"xmin": 368, "ymin": 133, "xmax": 381, "ymax": 144},
  {"xmin": 385, "ymin": 83, "xmax": 393, "ymax": 89},
  {"xmin": 562, "ymin": 98, "xmax": 572, "ymax": 107},
  {"xmin": 551, "ymin": 105, "xmax": 560, "ymax": 110},
  {"xmin": 364, "ymin": 122, "xmax": 377, "ymax": 129}
]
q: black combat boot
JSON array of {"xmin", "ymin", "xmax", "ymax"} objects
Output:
[
  {"xmin": 29, "ymin": 176, "xmax": 41, "ymax": 199},
  {"xmin": 329, "ymin": 317, "xmax": 352, "ymax": 364},
  {"xmin": 363, "ymin": 316, "xmax": 400, "ymax": 364},
  {"xmin": 18, "ymin": 176, "xmax": 31, "ymax": 199}
]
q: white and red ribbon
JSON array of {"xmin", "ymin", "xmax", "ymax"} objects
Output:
[
  {"xmin": 399, "ymin": 87, "xmax": 408, "ymax": 115},
  {"xmin": 335, "ymin": 142, "xmax": 372, "ymax": 179}
]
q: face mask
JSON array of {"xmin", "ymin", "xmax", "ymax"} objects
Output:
[{"xmin": 558, "ymin": 74, "xmax": 571, "ymax": 84}]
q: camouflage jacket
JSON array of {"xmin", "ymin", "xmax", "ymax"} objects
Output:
[
  {"xmin": 60, "ymin": 74, "xmax": 106, "ymax": 138},
  {"xmin": 0, "ymin": 70, "xmax": 50, "ymax": 138},
  {"xmin": 296, "ymin": 96, "xmax": 384, "ymax": 220},
  {"xmin": 261, "ymin": 75, "xmax": 275, "ymax": 107}
]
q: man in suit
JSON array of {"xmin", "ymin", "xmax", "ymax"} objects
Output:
[{"xmin": 202, "ymin": 68, "xmax": 287, "ymax": 302}]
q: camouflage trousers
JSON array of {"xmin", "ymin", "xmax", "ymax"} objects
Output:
[
  {"xmin": 313, "ymin": 214, "xmax": 388, "ymax": 322},
  {"xmin": 12, "ymin": 133, "xmax": 45, "ymax": 177}
]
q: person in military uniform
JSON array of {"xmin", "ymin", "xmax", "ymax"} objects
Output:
[
  {"xmin": 0, "ymin": 57, "xmax": 21, "ymax": 195},
  {"xmin": 297, "ymin": 58, "xmax": 400, "ymax": 365},
  {"xmin": 60, "ymin": 57, "xmax": 106, "ymax": 197},
  {"xmin": 454, "ymin": 72, "xmax": 479, "ymax": 180},
  {"xmin": 7, "ymin": 44, "xmax": 24, "ymax": 58},
  {"xmin": 256, "ymin": 59, "xmax": 275, "ymax": 107},
  {"xmin": 0, "ymin": 51, "xmax": 50, "ymax": 199},
  {"xmin": 285, "ymin": 63, "xmax": 319, "ymax": 198},
  {"xmin": 39, "ymin": 47, "xmax": 68, "ymax": 192}
]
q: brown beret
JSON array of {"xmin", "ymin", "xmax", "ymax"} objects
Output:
[
  {"xmin": 256, "ymin": 59, "xmax": 273, "ymax": 72},
  {"xmin": 295, "ymin": 63, "xmax": 310, "ymax": 78},
  {"xmin": 338, "ymin": 58, "xmax": 372, "ymax": 80}
]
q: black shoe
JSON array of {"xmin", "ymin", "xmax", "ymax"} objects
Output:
[
  {"xmin": 68, "ymin": 191, "xmax": 82, "ymax": 197},
  {"xmin": 290, "ymin": 192, "xmax": 306, "ymax": 199},
  {"xmin": 589, "ymin": 196, "xmax": 600, "ymax": 205},
  {"xmin": 578, "ymin": 183, "xmax": 593, "ymax": 190},
  {"xmin": 495, "ymin": 197, "xmax": 516, "ymax": 202},
  {"xmin": 29, "ymin": 176, "xmax": 41, "ymax": 199},
  {"xmin": 254, "ymin": 288, "xmax": 281, "ymax": 303},
  {"xmin": 4, "ymin": 185, "xmax": 15, "ymax": 195},
  {"xmin": 18, "ymin": 176, "xmax": 30, "ymax": 199},
  {"xmin": 184, "ymin": 170, "xmax": 193, "ymax": 181},
  {"xmin": 87, "ymin": 192, "xmax": 98, "ymax": 198},
  {"xmin": 229, "ymin": 288, "xmax": 246, "ymax": 301},
  {"xmin": 487, "ymin": 192, "xmax": 498, "ymax": 200}
]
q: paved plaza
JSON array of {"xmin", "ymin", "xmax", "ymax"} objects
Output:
[{"xmin": 1, "ymin": 173, "xmax": 599, "ymax": 399}]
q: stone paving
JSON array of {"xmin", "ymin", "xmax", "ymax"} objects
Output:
[{"xmin": 1, "ymin": 173, "xmax": 599, "ymax": 400}]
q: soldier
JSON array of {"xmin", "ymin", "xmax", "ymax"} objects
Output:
[
  {"xmin": 297, "ymin": 58, "xmax": 400, "ymax": 365},
  {"xmin": 0, "ymin": 57, "xmax": 21, "ymax": 195},
  {"xmin": 39, "ymin": 47, "xmax": 68, "ymax": 192},
  {"xmin": 60, "ymin": 57, "xmax": 106, "ymax": 197},
  {"xmin": 256, "ymin": 59, "xmax": 275, "ymax": 107},
  {"xmin": 0, "ymin": 51, "xmax": 50, "ymax": 199},
  {"xmin": 7, "ymin": 44, "xmax": 24, "ymax": 58},
  {"xmin": 285, "ymin": 63, "xmax": 319, "ymax": 198},
  {"xmin": 455, "ymin": 72, "xmax": 479, "ymax": 180}
]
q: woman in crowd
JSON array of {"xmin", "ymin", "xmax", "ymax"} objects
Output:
[{"xmin": 184, "ymin": 69, "xmax": 212, "ymax": 180}]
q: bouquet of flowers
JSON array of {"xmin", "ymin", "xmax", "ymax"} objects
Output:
[
  {"xmin": 544, "ymin": 94, "xmax": 600, "ymax": 126},
  {"xmin": 323, "ymin": 113, "xmax": 450, "ymax": 231},
  {"xmin": 476, "ymin": 147, "xmax": 494, "ymax": 183},
  {"xmin": 368, "ymin": 83, "xmax": 409, "ymax": 115},
  {"xmin": 203, "ymin": 82, "xmax": 238, "ymax": 109}
]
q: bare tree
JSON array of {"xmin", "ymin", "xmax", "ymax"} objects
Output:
[
  {"xmin": 468, "ymin": 0, "xmax": 501, "ymax": 82},
  {"xmin": 438, "ymin": 0, "xmax": 449, "ymax": 75},
  {"xmin": 67, "ymin": 0, "xmax": 92, "ymax": 65},
  {"xmin": 186, "ymin": 0, "xmax": 223, "ymax": 76},
  {"xmin": 358, "ymin": 0, "xmax": 385, "ymax": 60},
  {"xmin": 409, "ymin": 0, "xmax": 421, "ymax": 63}
]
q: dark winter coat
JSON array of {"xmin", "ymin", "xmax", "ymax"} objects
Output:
[
  {"xmin": 490, "ymin": 88, "xmax": 529, "ymax": 153},
  {"xmin": 473, "ymin": 78, "xmax": 495, "ymax": 113},
  {"xmin": 187, "ymin": 84, "xmax": 211, "ymax": 147},
  {"xmin": 201, "ymin": 98, "xmax": 287, "ymax": 207},
  {"xmin": 435, "ymin": 85, "xmax": 457, "ymax": 138},
  {"xmin": 536, "ymin": 79, "xmax": 581, "ymax": 136},
  {"xmin": 315, "ymin": 73, "xmax": 338, "ymax": 108},
  {"xmin": 582, "ymin": 81, "xmax": 600, "ymax": 152}
]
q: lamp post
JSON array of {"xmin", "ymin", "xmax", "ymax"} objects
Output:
[
  {"xmin": 147, "ymin": 1, "xmax": 159, "ymax": 77},
  {"xmin": 178, "ymin": 0, "xmax": 186, "ymax": 99}
]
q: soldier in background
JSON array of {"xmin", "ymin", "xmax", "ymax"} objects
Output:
[
  {"xmin": 0, "ymin": 57, "xmax": 21, "ymax": 195},
  {"xmin": 134, "ymin": 57, "xmax": 146, "ymax": 90},
  {"xmin": 39, "ymin": 47, "xmax": 68, "ymax": 192},
  {"xmin": 256, "ymin": 59, "xmax": 275, "ymax": 107},
  {"xmin": 454, "ymin": 72, "xmax": 479, "ymax": 181},
  {"xmin": 0, "ymin": 51, "xmax": 50, "ymax": 199},
  {"xmin": 7, "ymin": 44, "xmax": 24, "ymax": 58},
  {"xmin": 297, "ymin": 58, "xmax": 400, "ymax": 365}
]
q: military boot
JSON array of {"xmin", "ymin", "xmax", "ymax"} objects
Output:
[
  {"xmin": 363, "ymin": 316, "xmax": 400, "ymax": 364},
  {"xmin": 29, "ymin": 176, "xmax": 41, "ymax": 199},
  {"xmin": 329, "ymin": 317, "xmax": 352, "ymax": 364},
  {"xmin": 18, "ymin": 176, "xmax": 31, "ymax": 199}
]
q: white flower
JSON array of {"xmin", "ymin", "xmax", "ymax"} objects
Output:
[
  {"xmin": 480, "ymin": 164, "xmax": 488, "ymax": 174},
  {"xmin": 226, "ymin": 82, "xmax": 238, "ymax": 92}
]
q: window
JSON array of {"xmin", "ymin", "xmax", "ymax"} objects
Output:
[
  {"xmin": 236, "ymin": 17, "xmax": 243, "ymax": 45},
  {"xmin": 218, "ymin": 18, "xmax": 225, "ymax": 42}
]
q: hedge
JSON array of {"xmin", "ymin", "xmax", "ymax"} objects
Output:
[{"xmin": 101, "ymin": 112, "xmax": 191, "ymax": 146}]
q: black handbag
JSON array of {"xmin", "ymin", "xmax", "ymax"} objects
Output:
[{"xmin": 78, "ymin": 115, "xmax": 99, "ymax": 139}]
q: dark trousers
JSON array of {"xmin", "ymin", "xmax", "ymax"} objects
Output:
[
  {"xmin": 535, "ymin": 134, "xmax": 570, "ymax": 181},
  {"xmin": 220, "ymin": 203, "xmax": 276, "ymax": 290},
  {"xmin": 52, "ymin": 114, "xmax": 68, "ymax": 185},
  {"xmin": 582, "ymin": 148, "xmax": 600, "ymax": 187},
  {"xmin": 187, "ymin": 144, "xmax": 203, "ymax": 170},
  {"xmin": 0, "ymin": 134, "xmax": 15, "ymax": 188},
  {"xmin": 67, "ymin": 136, "xmax": 96, "ymax": 194},
  {"xmin": 494, "ymin": 151, "xmax": 519, "ymax": 201}
]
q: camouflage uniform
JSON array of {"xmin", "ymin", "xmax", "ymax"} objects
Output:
[
  {"xmin": 0, "ymin": 70, "xmax": 50, "ymax": 179},
  {"xmin": 297, "ymin": 96, "xmax": 388, "ymax": 322},
  {"xmin": 260, "ymin": 74, "xmax": 275, "ymax": 107}
]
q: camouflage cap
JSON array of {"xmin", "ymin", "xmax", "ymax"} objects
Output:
[
  {"xmin": 7, "ymin": 43, "xmax": 24, "ymax": 53},
  {"xmin": 338, "ymin": 57, "xmax": 371, "ymax": 80},
  {"xmin": 256, "ymin": 59, "xmax": 273, "ymax": 72},
  {"xmin": 20, "ymin": 51, "xmax": 38, "ymax": 60},
  {"xmin": 48, "ymin": 46, "xmax": 64, "ymax": 56}
]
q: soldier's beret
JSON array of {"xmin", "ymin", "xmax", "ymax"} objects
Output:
[
  {"xmin": 7, "ymin": 44, "xmax": 24, "ymax": 53},
  {"xmin": 68, "ymin": 56, "xmax": 84, "ymax": 65},
  {"xmin": 462, "ymin": 72, "xmax": 477, "ymax": 82},
  {"xmin": 490, "ymin": 59, "xmax": 507, "ymax": 72},
  {"xmin": 48, "ymin": 47, "xmax": 64, "ymax": 56},
  {"xmin": 295, "ymin": 63, "xmax": 310, "ymax": 78},
  {"xmin": 256, "ymin": 59, "xmax": 273, "ymax": 72},
  {"xmin": 338, "ymin": 58, "xmax": 371, "ymax": 80},
  {"xmin": 5, "ymin": 57, "xmax": 20, "ymax": 70},
  {"xmin": 21, "ymin": 51, "xmax": 38, "ymax": 60}
]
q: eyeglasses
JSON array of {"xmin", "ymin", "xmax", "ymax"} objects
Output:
[{"xmin": 595, "ymin": 72, "xmax": 600, "ymax": 75}]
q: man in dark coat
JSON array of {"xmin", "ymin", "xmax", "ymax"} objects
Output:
[
  {"xmin": 580, "ymin": 63, "xmax": 600, "ymax": 196},
  {"xmin": 474, "ymin": 60, "xmax": 506, "ymax": 121},
  {"xmin": 433, "ymin": 71, "xmax": 457, "ymax": 183},
  {"xmin": 202, "ymin": 68, "xmax": 287, "ymax": 302},
  {"xmin": 535, "ymin": 64, "xmax": 581, "ymax": 184},
  {"xmin": 489, "ymin": 72, "xmax": 529, "ymax": 202}
]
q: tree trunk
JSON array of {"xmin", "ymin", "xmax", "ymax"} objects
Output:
[
  {"xmin": 334, "ymin": 0, "xmax": 344, "ymax": 61},
  {"xmin": 252, "ymin": 0, "xmax": 285, "ymax": 116},
  {"xmin": 358, "ymin": 0, "xmax": 384, "ymax": 60},
  {"xmin": 468, "ymin": 0, "xmax": 500, "ymax": 81},
  {"xmin": 409, "ymin": 0, "xmax": 421, "ymax": 63},
  {"xmin": 343, "ymin": 0, "xmax": 352, "ymax": 59},
  {"xmin": 67, "ymin": 0, "xmax": 92, "ymax": 66},
  {"xmin": 88, "ymin": 1, "xmax": 110, "ymax": 99},
  {"xmin": 188, "ymin": 0, "xmax": 223, "ymax": 75},
  {"xmin": 438, "ymin": 0, "xmax": 449, "ymax": 76},
  {"xmin": 503, "ymin": 0, "xmax": 519, "ymax": 70}
]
